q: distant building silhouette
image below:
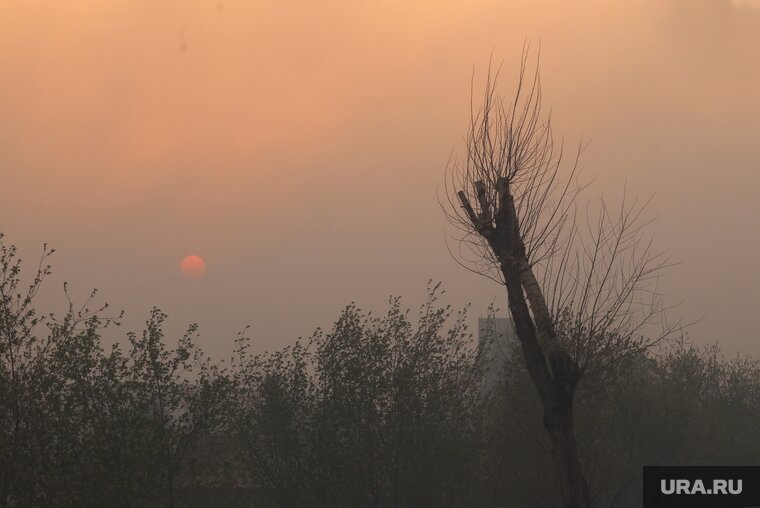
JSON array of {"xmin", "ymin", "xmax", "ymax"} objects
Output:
[{"xmin": 477, "ymin": 317, "xmax": 517, "ymax": 389}]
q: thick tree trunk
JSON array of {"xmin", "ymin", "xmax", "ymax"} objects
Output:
[
  {"xmin": 544, "ymin": 371, "xmax": 590, "ymax": 508},
  {"xmin": 546, "ymin": 405, "xmax": 590, "ymax": 508}
]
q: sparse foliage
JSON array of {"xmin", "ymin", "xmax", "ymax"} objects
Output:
[
  {"xmin": 0, "ymin": 236, "xmax": 228, "ymax": 508},
  {"xmin": 442, "ymin": 48, "xmax": 680, "ymax": 507},
  {"xmin": 227, "ymin": 284, "xmax": 490, "ymax": 507}
]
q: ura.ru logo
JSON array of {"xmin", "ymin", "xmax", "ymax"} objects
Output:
[{"xmin": 661, "ymin": 479, "xmax": 742, "ymax": 495}]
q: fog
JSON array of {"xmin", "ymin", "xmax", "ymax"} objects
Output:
[{"xmin": 1, "ymin": 0, "xmax": 758, "ymax": 356}]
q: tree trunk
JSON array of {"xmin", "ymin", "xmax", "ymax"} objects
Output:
[
  {"xmin": 459, "ymin": 178, "xmax": 591, "ymax": 507},
  {"xmin": 544, "ymin": 377, "xmax": 590, "ymax": 508}
]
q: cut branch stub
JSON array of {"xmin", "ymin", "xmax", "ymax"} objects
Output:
[
  {"xmin": 457, "ymin": 190, "xmax": 479, "ymax": 226},
  {"xmin": 495, "ymin": 177, "xmax": 521, "ymax": 250},
  {"xmin": 458, "ymin": 189, "xmax": 494, "ymax": 238},
  {"xmin": 474, "ymin": 181, "xmax": 492, "ymax": 226}
]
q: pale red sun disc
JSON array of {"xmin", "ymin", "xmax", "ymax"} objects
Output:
[{"xmin": 180, "ymin": 255, "xmax": 206, "ymax": 278}]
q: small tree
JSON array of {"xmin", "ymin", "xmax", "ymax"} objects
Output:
[
  {"xmin": 443, "ymin": 49, "xmax": 678, "ymax": 507},
  {"xmin": 228, "ymin": 286, "xmax": 489, "ymax": 507},
  {"xmin": 127, "ymin": 309, "xmax": 230, "ymax": 508},
  {"xmin": 0, "ymin": 235, "xmax": 122, "ymax": 506},
  {"xmin": 0, "ymin": 235, "xmax": 228, "ymax": 507}
]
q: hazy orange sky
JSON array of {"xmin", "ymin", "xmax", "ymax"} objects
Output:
[{"xmin": 2, "ymin": 0, "xmax": 759, "ymax": 357}]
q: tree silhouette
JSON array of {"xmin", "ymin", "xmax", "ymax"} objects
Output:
[{"xmin": 443, "ymin": 48, "xmax": 678, "ymax": 508}]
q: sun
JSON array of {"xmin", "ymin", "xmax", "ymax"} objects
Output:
[{"xmin": 180, "ymin": 254, "xmax": 206, "ymax": 278}]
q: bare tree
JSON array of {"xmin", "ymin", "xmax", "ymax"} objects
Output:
[{"xmin": 443, "ymin": 48, "xmax": 678, "ymax": 508}]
